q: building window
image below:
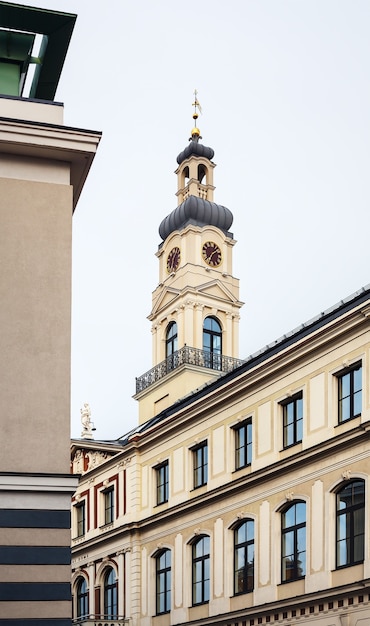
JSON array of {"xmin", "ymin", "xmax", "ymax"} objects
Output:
[
  {"xmin": 156, "ymin": 461, "xmax": 169, "ymax": 505},
  {"xmin": 234, "ymin": 519, "xmax": 254, "ymax": 594},
  {"xmin": 104, "ymin": 568, "xmax": 117, "ymax": 619},
  {"xmin": 166, "ymin": 321, "xmax": 178, "ymax": 365},
  {"xmin": 76, "ymin": 577, "xmax": 89, "ymax": 618},
  {"xmin": 235, "ymin": 420, "xmax": 252, "ymax": 469},
  {"xmin": 193, "ymin": 442, "xmax": 208, "ymax": 489},
  {"xmin": 76, "ymin": 501, "xmax": 85, "ymax": 537},
  {"xmin": 192, "ymin": 536, "xmax": 210, "ymax": 605},
  {"xmin": 281, "ymin": 393, "xmax": 303, "ymax": 449},
  {"xmin": 336, "ymin": 480, "xmax": 365, "ymax": 568},
  {"xmin": 156, "ymin": 549, "xmax": 171, "ymax": 614},
  {"xmin": 203, "ymin": 316, "xmax": 222, "ymax": 370},
  {"xmin": 104, "ymin": 487, "xmax": 114, "ymax": 525},
  {"xmin": 337, "ymin": 363, "xmax": 362, "ymax": 423},
  {"xmin": 281, "ymin": 501, "xmax": 306, "ymax": 582}
]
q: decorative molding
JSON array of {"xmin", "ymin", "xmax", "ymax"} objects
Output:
[
  {"xmin": 342, "ymin": 470, "xmax": 351, "ymax": 481},
  {"xmin": 285, "ymin": 492, "xmax": 294, "ymax": 502}
]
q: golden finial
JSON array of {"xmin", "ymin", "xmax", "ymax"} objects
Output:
[{"xmin": 191, "ymin": 89, "xmax": 202, "ymax": 140}]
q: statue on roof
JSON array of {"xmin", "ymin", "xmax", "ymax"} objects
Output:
[{"xmin": 80, "ymin": 402, "xmax": 95, "ymax": 440}]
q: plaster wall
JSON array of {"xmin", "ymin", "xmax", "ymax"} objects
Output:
[{"xmin": 0, "ymin": 176, "xmax": 72, "ymax": 474}]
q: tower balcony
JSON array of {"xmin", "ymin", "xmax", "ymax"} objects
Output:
[{"xmin": 136, "ymin": 346, "xmax": 244, "ymax": 394}]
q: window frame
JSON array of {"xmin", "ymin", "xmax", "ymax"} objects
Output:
[
  {"xmin": 234, "ymin": 419, "xmax": 252, "ymax": 470},
  {"xmin": 281, "ymin": 392, "xmax": 303, "ymax": 449},
  {"xmin": 192, "ymin": 441, "xmax": 208, "ymax": 489},
  {"xmin": 192, "ymin": 535, "xmax": 210, "ymax": 606},
  {"xmin": 281, "ymin": 500, "xmax": 306, "ymax": 583},
  {"xmin": 336, "ymin": 479, "xmax": 365, "ymax": 569},
  {"xmin": 103, "ymin": 487, "xmax": 115, "ymax": 525},
  {"xmin": 155, "ymin": 549, "xmax": 171, "ymax": 615},
  {"xmin": 76, "ymin": 576, "xmax": 89, "ymax": 619},
  {"xmin": 233, "ymin": 519, "xmax": 254, "ymax": 595},
  {"xmin": 156, "ymin": 461, "xmax": 169, "ymax": 506},
  {"xmin": 336, "ymin": 362, "xmax": 362, "ymax": 424},
  {"xmin": 103, "ymin": 567, "xmax": 118, "ymax": 619},
  {"xmin": 75, "ymin": 500, "xmax": 86, "ymax": 538},
  {"xmin": 203, "ymin": 316, "xmax": 222, "ymax": 370}
]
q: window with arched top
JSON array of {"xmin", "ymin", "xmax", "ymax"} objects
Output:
[
  {"xmin": 155, "ymin": 549, "xmax": 171, "ymax": 615},
  {"xmin": 281, "ymin": 501, "xmax": 306, "ymax": 582},
  {"xmin": 104, "ymin": 568, "xmax": 117, "ymax": 619},
  {"xmin": 336, "ymin": 479, "xmax": 364, "ymax": 568},
  {"xmin": 166, "ymin": 322, "xmax": 178, "ymax": 358},
  {"xmin": 76, "ymin": 577, "xmax": 89, "ymax": 618},
  {"xmin": 234, "ymin": 519, "xmax": 254, "ymax": 595},
  {"xmin": 203, "ymin": 316, "xmax": 222, "ymax": 370},
  {"xmin": 191, "ymin": 535, "xmax": 210, "ymax": 605}
]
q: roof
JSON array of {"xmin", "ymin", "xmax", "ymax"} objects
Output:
[
  {"xmin": 158, "ymin": 195, "xmax": 234, "ymax": 241},
  {"xmin": 116, "ymin": 284, "xmax": 370, "ymax": 444},
  {"xmin": 73, "ymin": 284, "xmax": 370, "ymax": 450}
]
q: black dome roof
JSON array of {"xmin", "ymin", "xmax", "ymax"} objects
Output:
[
  {"xmin": 159, "ymin": 195, "xmax": 233, "ymax": 241},
  {"xmin": 176, "ymin": 139, "xmax": 215, "ymax": 165}
]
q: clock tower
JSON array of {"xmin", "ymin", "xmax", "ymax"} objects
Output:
[{"xmin": 135, "ymin": 100, "xmax": 244, "ymax": 422}]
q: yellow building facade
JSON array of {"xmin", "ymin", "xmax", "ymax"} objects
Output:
[{"xmin": 71, "ymin": 116, "xmax": 370, "ymax": 626}]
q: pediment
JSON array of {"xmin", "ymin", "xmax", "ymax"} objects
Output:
[
  {"xmin": 197, "ymin": 279, "xmax": 241, "ymax": 304},
  {"xmin": 150, "ymin": 287, "xmax": 181, "ymax": 319},
  {"xmin": 150, "ymin": 280, "xmax": 242, "ymax": 320}
]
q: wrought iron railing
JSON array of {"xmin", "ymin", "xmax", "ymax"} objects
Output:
[
  {"xmin": 136, "ymin": 345, "xmax": 245, "ymax": 393},
  {"xmin": 72, "ymin": 617, "xmax": 128, "ymax": 626}
]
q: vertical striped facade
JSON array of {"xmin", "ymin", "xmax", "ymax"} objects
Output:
[{"xmin": 0, "ymin": 474, "xmax": 78, "ymax": 625}]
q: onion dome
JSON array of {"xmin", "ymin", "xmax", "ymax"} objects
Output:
[
  {"xmin": 159, "ymin": 195, "xmax": 233, "ymax": 241},
  {"xmin": 176, "ymin": 138, "xmax": 215, "ymax": 165}
]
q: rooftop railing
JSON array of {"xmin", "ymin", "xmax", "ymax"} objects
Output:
[
  {"xmin": 136, "ymin": 345, "xmax": 244, "ymax": 393},
  {"xmin": 72, "ymin": 617, "xmax": 128, "ymax": 626}
]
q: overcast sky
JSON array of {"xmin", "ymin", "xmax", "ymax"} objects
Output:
[{"xmin": 12, "ymin": 0, "xmax": 370, "ymax": 439}]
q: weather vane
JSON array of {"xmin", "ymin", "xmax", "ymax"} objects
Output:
[{"xmin": 190, "ymin": 89, "xmax": 202, "ymax": 140}]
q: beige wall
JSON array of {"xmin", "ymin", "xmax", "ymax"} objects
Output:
[{"xmin": 0, "ymin": 176, "xmax": 73, "ymax": 473}]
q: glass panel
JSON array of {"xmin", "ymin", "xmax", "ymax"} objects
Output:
[
  {"xmin": 297, "ymin": 527, "xmax": 306, "ymax": 555},
  {"xmin": 236, "ymin": 524, "xmax": 247, "ymax": 544},
  {"xmin": 283, "ymin": 506, "xmax": 295, "ymax": 529},
  {"xmin": 354, "ymin": 389, "xmax": 362, "ymax": 416},
  {"xmin": 297, "ymin": 548, "xmax": 306, "ymax": 577},
  {"xmin": 337, "ymin": 512, "xmax": 348, "ymax": 540},
  {"xmin": 353, "ymin": 367, "xmax": 362, "ymax": 392},
  {"xmin": 337, "ymin": 538, "xmax": 348, "ymax": 567},
  {"xmin": 282, "ymin": 531, "xmax": 294, "ymax": 558},
  {"xmin": 339, "ymin": 373, "xmax": 350, "ymax": 399},
  {"xmin": 354, "ymin": 533, "xmax": 364, "ymax": 563},
  {"xmin": 295, "ymin": 502, "xmax": 306, "ymax": 525},
  {"xmin": 353, "ymin": 480, "xmax": 365, "ymax": 505},
  {"xmin": 204, "ymin": 577, "xmax": 210, "ymax": 602}
]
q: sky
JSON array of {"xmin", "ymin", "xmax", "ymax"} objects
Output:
[{"xmin": 11, "ymin": 0, "xmax": 370, "ymax": 440}]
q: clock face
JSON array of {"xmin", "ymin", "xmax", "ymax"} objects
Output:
[
  {"xmin": 202, "ymin": 241, "xmax": 222, "ymax": 267},
  {"xmin": 166, "ymin": 246, "xmax": 181, "ymax": 273}
]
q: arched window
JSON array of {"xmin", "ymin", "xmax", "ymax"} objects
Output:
[
  {"xmin": 234, "ymin": 519, "xmax": 254, "ymax": 595},
  {"xmin": 76, "ymin": 577, "xmax": 89, "ymax": 618},
  {"xmin": 336, "ymin": 479, "xmax": 365, "ymax": 568},
  {"xmin": 281, "ymin": 501, "xmax": 306, "ymax": 582},
  {"xmin": 203, "ymin": 316, "xmax": 222, "ymax": 370},
  {"xmin": 166, "ymin": 321, "xmax": 178, "ymax": 372},
  {"xmin": 104, "ymin": 568, "xmax": 117, "ymax": 619},
  {"xmin": 166, "ymin": 322, "xmax": 178, "ymax": 358},
  {"xmin": 192, "ymin": 535, "xmax": 210, "ymax": 605},
  {"xmin": 156, "ymin": 549, "xmax": 171, "ymax": 615}
]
